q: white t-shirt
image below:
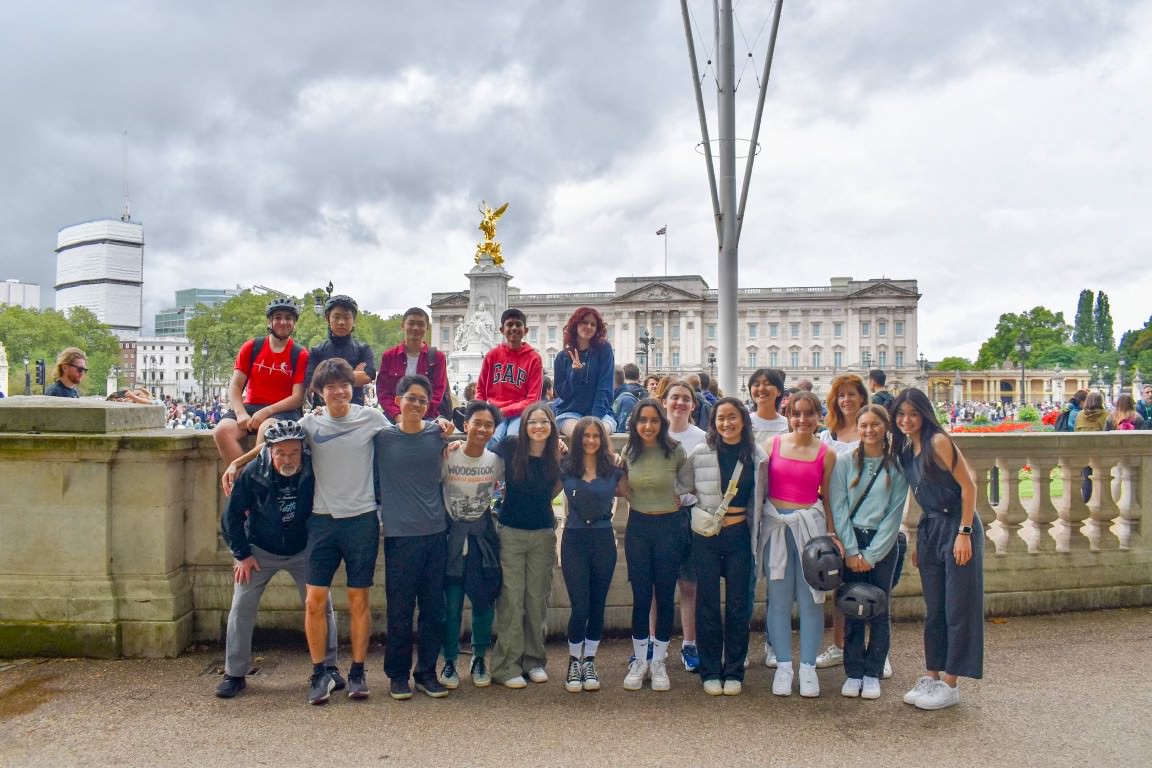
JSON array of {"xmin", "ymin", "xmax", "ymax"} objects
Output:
[
  {"xmin": 751, "ymin": 413, "xmax": 789, "ymax": 447},
  {"xmin": 442, "ymin": 448, "xmax": 505, "ymax": 522},
  {"xmin": 819, "ymin": 429, "xmax": 859, "ymax": 458},
  {"xmin": 669, "ymin": 424, "xmax": 707, "ymax": 456},
  {"xmin": 405, "ymin": 353, "xmax": 420, "ymax": 376}
]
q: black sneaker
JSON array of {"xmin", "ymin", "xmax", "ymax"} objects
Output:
[
  {"xmin": 565, "ymin": 656, "xmax": 583, "ymax": 693},
  {"xmin": 215, "ymin": 675, "xmax": 246, "ymax": 698},
  {"xmin": 347, "ymin": 671, "xmax": 369, "ymax": 699},
  {"xmin": 414, "ymin": 675, "xmax": 450, "ymax": 698},
  {"xmin": 308, "ymin": 670, "xmax": 335, "ymax": 705},
  {"xmin": 327, "ymin": 666, "xmax": 347, "ymax": 692},
  {"xmin": 389, "ymin": 678, "xmax": 413, "ymax": 700}
]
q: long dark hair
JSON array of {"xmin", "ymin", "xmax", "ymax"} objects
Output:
[
  {"xmin": 890, "ymin": 388, "xmax": 956, "ymax": 470},
  {"xmin": 851, "ymin": 404, "xmax": 898, "ymax": 488},
  {"xmin": 508, "ymin": 402, "xmax": 561, "ymax": 486},
  {"xmin": 562, "ymin": 416, "xmax": 615, "ymax": 478},
  {"xmin": 705, "ymin": 396, "xmax": 755, "ymax": 465},
  {"xmin": 626, "ymin": 399, "xmax": 677, "ymax": 463}
]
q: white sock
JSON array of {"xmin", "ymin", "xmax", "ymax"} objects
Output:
[
  {"xmin": 568, "ymin": 642, "xmax": 583, "ymax": 659},
  {"xmin": 651, "ymin": 639, "xmax": 670, "ymax": 663},
  {"xmin": 632, "ymin": 637, "xmax": 648, "ymax": 660},
  {"xmin": 583, "ymin": 639, "xmax": 600, "ymax": 658}
]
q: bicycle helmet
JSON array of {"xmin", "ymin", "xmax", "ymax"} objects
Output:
[
  {"xmin": 264, "ymin": 420, "xmax": 306, "ymax": 444},
  {"xmin": 801, "ymin": 535, "xmax": 844, "ymax": 591},
  {"xmin": 265, "ymin": 297, "xmax": 300, "ymax": 319},
  {"xmin": 835, "ymin": 582, "xmax": 888, "ymax": 620},
  {"xmin": 324, "ymin": 294, "xmax": 359, "ymax": 318}
]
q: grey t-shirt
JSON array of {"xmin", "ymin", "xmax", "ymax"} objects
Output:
[
  {"xmin": 299, "ymin": 405, "xmax": 388, "ymax": 518},
  {"xmin": 374, "ymin": 422, "xmax": 449, "ymax": 536}
]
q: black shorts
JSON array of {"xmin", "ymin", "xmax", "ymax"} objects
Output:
[
  {"xmin": 678, "ymin": 507, "xmax": 697, "ymax": 582},
  {"xmin": 219, "ymin": 403, "xmax": 303, "ymax": 422},
  {"xmin": 306, "ymin": 512, "xmax": 380, "ymax": 588}
]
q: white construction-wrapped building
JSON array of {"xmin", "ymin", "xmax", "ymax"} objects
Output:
[{"xmin": 54, "ymin": 218, "xmax": 144, "ymax": 340}]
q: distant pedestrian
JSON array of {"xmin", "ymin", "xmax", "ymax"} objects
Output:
[{"xmin": 45, "ymin": 347, "xmax": 87, "ymax": 398}]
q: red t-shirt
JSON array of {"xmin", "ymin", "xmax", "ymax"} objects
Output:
[{"xmin": 234, "ymin": 337, "xmax": 308, "ymax": 405}]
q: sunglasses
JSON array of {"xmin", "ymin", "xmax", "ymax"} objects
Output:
[{"xmin": 69, "ymin": 363, "xmax": 89, "ymax": 374}]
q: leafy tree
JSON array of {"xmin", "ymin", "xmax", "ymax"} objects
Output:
[
  {"xmin": 1072, "ymin": 289, "xmax": 1095, "ymax": 347},
  {"xmin": 974, "ymin": 307, "xmax": 1072, "ymax": 370},
  {"xmin": 0, "ymin": 306, "xmax": 120, "ymax": 396},
  {"xmin": 1093, "ymin": 291, "xmax": 1114, "ymax": 352},
  {"xmin": 935, "ymin": 356, "xmax": 972, "ymax": 371}
]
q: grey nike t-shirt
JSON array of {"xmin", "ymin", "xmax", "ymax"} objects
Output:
[{"xmin": 299, "ymin": 405, "xmax": 388, "ymax": 518}]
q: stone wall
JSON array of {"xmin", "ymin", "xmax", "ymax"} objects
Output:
[{"xmin": 2, "ymin": 397, "xmax": 1150, "ymax": 657}]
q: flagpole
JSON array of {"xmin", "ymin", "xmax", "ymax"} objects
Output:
[{"xmin": 656, "ymin": 225, "xmax": 668, "ymax": 275}]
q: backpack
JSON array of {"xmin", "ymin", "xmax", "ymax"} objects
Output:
[
  {"xmin": 425, "ymin": 346, "xmax": 455, "ymax": 421},
  {"xmin": 1117, "ymin": 418, "xmax": 1136, "ymax": 431},
  {"xmin": 1053, "ymin": 406, "xmax": 1072, "ymax": 433},
  {"xmin": 611, "ymin": 388, "xmax": 641, "ymax": 433},
  {"xmin": 248, "ymin": 337, "xmax": 303, "ymax": 377},
  {"xmin": 692, "ymin": 392, "xmax": 712, "ymax": 429}
]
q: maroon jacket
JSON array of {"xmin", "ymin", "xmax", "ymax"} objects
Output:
[{"xmin": 376, "ymin": 342, "xmax": 448, "ymax": 422}]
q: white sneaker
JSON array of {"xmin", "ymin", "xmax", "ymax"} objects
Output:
[
  {"xmin": 623, "ymin": 659, "xmax": 648, "ymax": 691},
  {"xmin": 526, "ymin": 667, "xmax": 548, "ymax": 684},
  {"xmin": 903, "ymin": 675, "xmax": 936, "ymax": 705},
  {"xmin": 743, "ymin": 654, "xmax": 750, "ymax": 669},
  {"xmin": 815, "ymin": 644, "xmax": 843, "ymax": 668},
  {"xmin": 703, "ymin": 678, "xmax": 723, "ymax": 696},
  {"xmin": 799, "ymin": 663, "xmax": 820, "ymax": 697},
  {"xmin": 882, "ymin": 655, "xmax": 892, "ymax": 679},
  {"xmin": 764, "ymin": 643, "xmax": 778, "ymax": 668},
  {"xmin": 861, "ymin": 676, "xmax": 881, "ymax": 700},
  {"xmin": 502, "ymin": 675, "xmax": 528, "ymax": 689},
  {"xmin": 722, "ymin": 679, "xmax": 742, "ymax": 696},
  {"xmin": 915, "ymin": 680, "xmax": 960, "ymax": 710},
  {"xmin": 772, "ymin": 663, "xmax": 794, "ymax": 696},
  {"xmin": 649, "ymin": 659, "xmax": 670, "ymax": 691},
  {"xmin": 841, "ymin": 677, "xmax": 862, "ymax": 698}
]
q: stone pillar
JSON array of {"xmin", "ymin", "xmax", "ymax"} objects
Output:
[
  {"xmin": 0, "ymin": 342, "xmax": 8, "ymax": 397},
  {"xmin": 448, "ymin": 254, "xmax": 513, "ymax": 394}
]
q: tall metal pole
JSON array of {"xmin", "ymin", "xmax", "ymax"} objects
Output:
[{"xmin": 717, "ymin": 0, "xmax": 738, "ymax": 397}]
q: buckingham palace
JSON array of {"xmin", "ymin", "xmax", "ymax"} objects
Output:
[{"xmin": 430, "ymin": 274, "xmax": 921, "ymax": 395}]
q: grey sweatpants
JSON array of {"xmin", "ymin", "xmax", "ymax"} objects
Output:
[
  {"xmin": 225, "ymin": 545, "xmax": 338, "ymax": 677},
  {"xmin": 917, "ymin": 514, "xmax": 984, "ymax": 679}
]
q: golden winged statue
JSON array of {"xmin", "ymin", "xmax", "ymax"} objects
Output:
[{"xmin": 475, "ymin": 200, "xmax": 509, "ymax": 266}]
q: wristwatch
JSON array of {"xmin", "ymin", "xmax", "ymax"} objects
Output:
[{"xmin": 957, "ymin": 524, "xmax": 974, "ymax": 535}]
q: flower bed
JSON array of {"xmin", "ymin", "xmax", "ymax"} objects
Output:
[{"xmin": 953, "ymin": 421, "xmax": 1048, "ymax": 434}]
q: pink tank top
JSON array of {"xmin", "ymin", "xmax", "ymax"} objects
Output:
[{"xmin": 768, "ymin": 437, "xmax": 826, "ymax": 505}]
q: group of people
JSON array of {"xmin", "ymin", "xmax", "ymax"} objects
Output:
[{"xmin": 210, "ymin": 296, "xmax": 982, "ymax": 713}]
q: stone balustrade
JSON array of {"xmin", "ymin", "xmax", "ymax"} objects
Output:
[{"xmin": 2, "ymin": 397, "xmax": 1150, "ymax": 658}]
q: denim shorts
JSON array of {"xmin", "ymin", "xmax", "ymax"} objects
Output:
[
  {"xmin": 306, "ymin": 512, "xmax": 380, "ymax": 588},
  {"xmin": 554, "ymin": 410, "xmax": 617, "ymax": 433}
]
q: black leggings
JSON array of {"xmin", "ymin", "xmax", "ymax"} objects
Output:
[
  {"xmin": 625, "ymin": 512, "xmax": 683, "ymax": 642},
  {"xmin": 561, "ymin": 527, "xmax": 617, "ymax": 644}
]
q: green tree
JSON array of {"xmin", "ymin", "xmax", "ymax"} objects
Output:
[
  {"xmin": 936, "ymin": 356, "xmax": 972, "ymax": 371},
  {"xmin": 975, "ymin": 307, "xmax": 1072, "ymax": 370},
  {"xmin": 0, "ymin": 305, "xmax": 120, "ymax": 395},
  {"xmin": 1073, "ymin": 289, "xmax": 1095, "ymax": 347},
  {"xmin": 1093, "ymin": 291, "xmax": 1115, "ymax": 352}
]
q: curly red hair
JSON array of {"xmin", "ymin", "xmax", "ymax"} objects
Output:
[{"xmin": 563, "ymin": 306, "xmax": 608, "ymax": 349}]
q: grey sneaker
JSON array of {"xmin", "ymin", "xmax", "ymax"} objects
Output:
[
  {"xmin": 308, "ymin": 670, "xmax": 335, "ymax": 705},
  {"xmin": 347, "ymin": 670, "xmax": 369, "ymax": 699},
  {"xmin": 440, "ymin": 660, "xmax": 460, "ymax": 689},
  {"xmin": 470, "ymin": 656, "xmax": 491, "ymax": 688},
  {"xmin": 327, "ymin": 666, "xmax": 347, "ymax": 692}
]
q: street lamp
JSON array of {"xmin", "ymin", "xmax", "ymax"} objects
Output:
[
  {"xmin": 313, "ymin": 281, "xmax": 334, "ymax": 317},
  {"xmin": 862, "ymin": 350, "xmax": 872, "ymax": 371},
  {"xmin": 707, "ymin": 351, "xmax": 716, "ymax": 378},
  {"xmin": 23, "ymin": 354, "xmax": 30, "ymax": 396},
  {"xmin": 637, "ymin": 328, "xmax": 653, "ymax": 379},
  {"xmin": 918, "ymin": 352, "xmax": 927, "ymax": 374},
  {"xmin": 1118, "ymin": 358, "xmax": 1126, "ymax": 398},
  {"xmin": 201, "ymin": 343, "xmax": 210, "ymax": 400},
  {"xmin": 1015, "ymin": 335, "xmax": 1031, "ymax": 406}
]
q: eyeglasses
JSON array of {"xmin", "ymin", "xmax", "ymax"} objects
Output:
[
  {"xmin": 401, "ymin": 395, "xmax": 429, "ymax": 406},
  {"xmin": 69, "ymin": 364, "xmax": 89, "ymax": 374}
]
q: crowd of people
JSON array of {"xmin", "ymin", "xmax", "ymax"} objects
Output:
[{"xmin": 199, "ymin": 298, "xmax": 983, "ymax": 713}]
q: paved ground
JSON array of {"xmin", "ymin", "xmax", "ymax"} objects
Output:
[{"xmin": 1, "ymin": 608, "xmax": 1150, "ymax": 768}]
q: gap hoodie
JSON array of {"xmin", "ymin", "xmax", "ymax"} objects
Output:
[{"xmin": 477, "ymin": 342, "xmax": 543, "ymax": 418}]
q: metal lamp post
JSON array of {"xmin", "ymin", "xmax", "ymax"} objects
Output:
[
  {"xmin": 1015, "ymin": 335, "xmax": 1031, "ymax": 406},
  {"xmin": 201, "ymin": 343, "xmax": 210, "ymax": 400},
  {"xmin": 23, "ymin": 354, "xmax": 30, "ymax": 396},
  {"xmin": 862, "ymin": 350, "xmax": 872, "ymax": 372},
  {"xmin": 637, "ymin": 328, "xmax": 653, "ymax": 379},
  {"xmin": 707, "ymin": 351, "xmax": 716, "ymax": 378},
  {"xmin": 314, "ymin": 282, "xmax": 334, "ymax": 317},
  {"xmin": 1117, "ymin": 358, "xmax": 1126, "ymax": 400}
]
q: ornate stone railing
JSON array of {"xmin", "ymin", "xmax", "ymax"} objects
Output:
[{"xmin": 2, "ymin": 398, "xmax": 1150, "ymax": 657}]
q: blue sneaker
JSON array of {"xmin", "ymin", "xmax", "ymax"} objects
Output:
[{"xmin": 681, "ymin": 644, "xmax": 700, "ymax": 673}]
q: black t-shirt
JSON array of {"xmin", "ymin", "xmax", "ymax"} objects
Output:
[
  {"xmin": 45, "ymin": 380, "xmax": 80, "ymax": 398},
  {"xmin": 494, "ymin": 437, "xmax": 558, "ymax": 530},
  {"xmin": 717, "ymin": 441, "xmax": 755, "ymax": 509}
]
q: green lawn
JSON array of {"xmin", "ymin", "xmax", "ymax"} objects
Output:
[{"xmin": 1001, "ymin": 467, "xmax": 1065, "ymax": 500}]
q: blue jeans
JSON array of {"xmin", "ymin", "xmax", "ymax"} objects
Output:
[
  {"xmin": 764, "ymin": 526, "xmax": 824, "ymax": 666},
  {"xmin": 489, "ymin": 416, "xmax": 522, "ymax": 449}
]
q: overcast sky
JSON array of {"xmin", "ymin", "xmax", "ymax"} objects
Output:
[{"xmin": 2, "ymin": 0, "xmax": 1149, "ymax": 360}]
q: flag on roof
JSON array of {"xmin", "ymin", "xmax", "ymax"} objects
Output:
[{"xmin": 655, "ymin": 226, "xmax": 667, "ymax": 236}]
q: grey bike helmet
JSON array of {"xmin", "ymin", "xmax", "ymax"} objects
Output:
[
  {"xmin": 835, "ymin": 582, "xmax": 888, "ymax": 620},
  {"xmin": 264, "ymin": 420, "xmax": 306, "ymax": 444},
  {"xmin": 801, "ymin": 535, "xmax": 844, "ymax": 591},
  {"xmin": 265, "ymin": 297, "xmax": 300, "ymax": 319}
]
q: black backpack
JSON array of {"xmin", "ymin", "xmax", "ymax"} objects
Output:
[
  {"xmin": 1053, "ymin": 406, "xmax": 1072, "ymax": 433},
  {"xmin": 248, "ymin": 337, "xmax": 303, "ymax": 377},
  {"xmin": 425, "ymin": 346, "xmax": 455, "ymax": 421},
  {"xmin": 611, "ymin": 388, "xmax": 641, "ymax": 433}
]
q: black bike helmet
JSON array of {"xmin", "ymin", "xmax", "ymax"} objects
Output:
[
  {"xmin": 264, "ymin": 420, "xmax": 306, "ymax": 444},
  {"xmin": 324, "ymin": 294, "xmax": 359, "ymax": 318},
  {"xmin": 801, "ymin": 535, "xmax": 844, "ymax": 591},
  {"xmin": 265, "ymin": 297, "xmax": 300, "ymax": 319},
  {"xmin": 835, "ymin": 582, "xmax": 888, "ymax": 620}
]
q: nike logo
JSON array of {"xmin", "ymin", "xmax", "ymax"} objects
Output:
[{"xmin": 313, "ymin": 430, "xmax": 358, "ymax": 443}]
